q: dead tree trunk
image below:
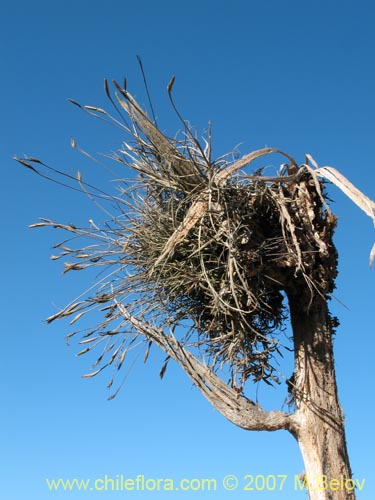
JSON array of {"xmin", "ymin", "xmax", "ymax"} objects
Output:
[
  {"xmin": 22, "ymin": 84, "xmax": 374, "ymax": 500},
  {"xmin": 288, "ymin": 290, "xmax": 356, "ymax": 500}
]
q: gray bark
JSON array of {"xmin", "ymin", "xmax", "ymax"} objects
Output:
[{"xmin": 288, "ymin": 291, "xmax": 356, "ymax": 500}]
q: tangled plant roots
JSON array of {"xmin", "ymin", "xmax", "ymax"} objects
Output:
[{"xmin": 16, "ymin": 79, "xmax": 375, "ymax": 396}]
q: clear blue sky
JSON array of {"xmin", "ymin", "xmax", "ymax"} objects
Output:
[{"xmin": 2, "ymin": 0, "xmax": 374, "ymax": 498}]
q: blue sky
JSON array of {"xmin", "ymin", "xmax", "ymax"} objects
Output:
[{"xmin": 2, "ymin": 0, "xmax": 374, "ymax": 498}]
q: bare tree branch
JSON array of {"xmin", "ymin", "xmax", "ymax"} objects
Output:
[{"xmin": 116, "ymin": 302, "xmax": 299, "ymax": 434}]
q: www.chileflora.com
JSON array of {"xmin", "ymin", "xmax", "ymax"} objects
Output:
[{"xmin": 45, "ymin": 473, "xmax": 366, "ymax": 493}]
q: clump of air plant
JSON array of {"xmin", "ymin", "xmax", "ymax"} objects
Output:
[{"xmin": 15, "ymin": 77, "xmax": 375, "ymax": 397}]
